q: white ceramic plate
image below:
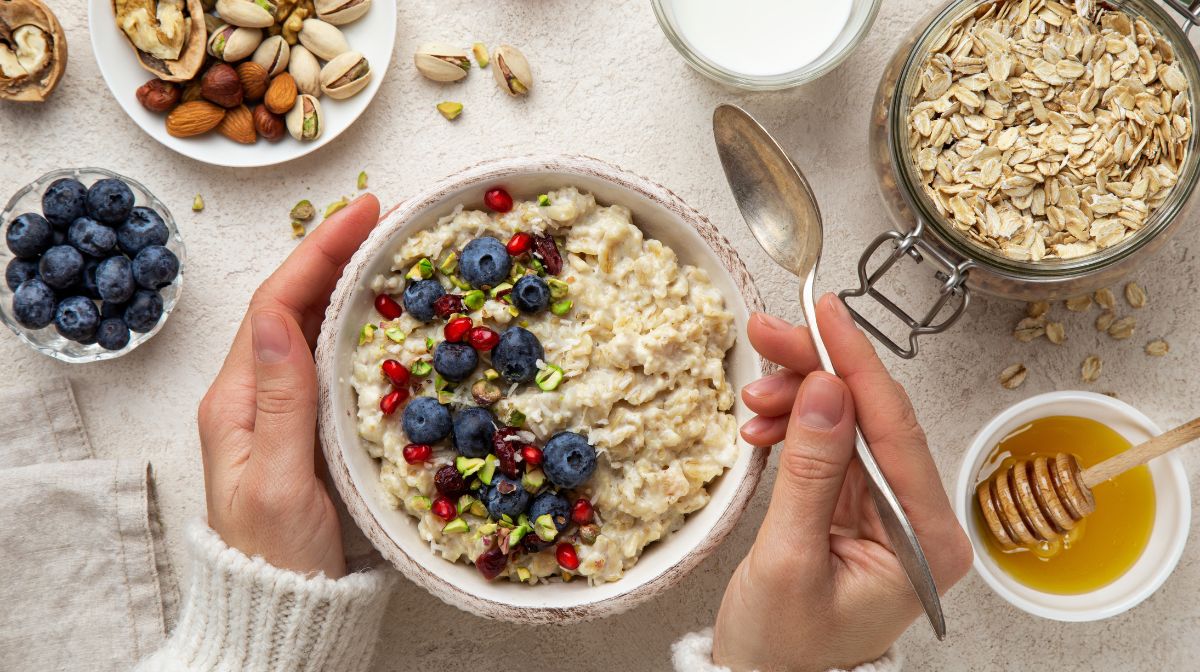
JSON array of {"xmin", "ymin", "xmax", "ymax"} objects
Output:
[
  {"xmin": 87, "ymin": 1, "xmax": 396, "ymax": 168},
  {"xmin": 316, "ymin": 155, "xmax": 768, "ymax": 623}
]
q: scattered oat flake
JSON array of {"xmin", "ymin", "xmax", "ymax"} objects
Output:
[
  {"xmin": 1082, "ymin": 355, "xmax": 1103, "ymax": 383},
  {"xmin": 1096, "ymin": 311, "xmax": 1116, "ymax": 332},
  {"xmin": 1065, "ymin": 295, "xmax": 1093, "ymax": 312},
  {"xmin": 1046, "ymin": 322, "xmax": 1066, "ymax": 345},
  {"xmin": 1125, "ymin": 282, "xmax": 1147, "ymax": 308},
  {"xmin": 1094, "ymin": 288, "xmax": 1116, "ymax": 311},
  {"xmin": 1146, "ymin": 339, "xmax": 1170, "ymax": 356},
  {"xmin": 1000, "ymin": 363, "xmax": 1028, "ymax": 390},
  {"xmin": 1027, "ymin": 301, "xmax": 1050, "ymax": 318},
  {"xmin": 1108, "ymin": 316, "xmax": 1136, "ymax": 340},
  {"xmin": 1013, "ymin": 316, "xmax": 1046, "ymax": 342}
]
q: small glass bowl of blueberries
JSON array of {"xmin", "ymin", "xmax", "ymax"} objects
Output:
[{"xmin": 1, "ymin": 168, "xmax": 185, "ymax": 363}]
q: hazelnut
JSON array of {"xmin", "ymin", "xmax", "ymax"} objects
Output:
[
  {"xmin": 237, "ymin": 62, "xmax": 270, "ymax": 102},
  {"xmin": 252, "ymin": 105, "xmax": 286, "ymax": 141},
  {"xmin": 135, "ymin": 79, "xmax": 180, "ymax": 113},
  {"xmin": 181, "ymin": 80, "xmax": 204, "ymax": 103},
  {"xmin": 200, "ymin": 63, "xmax": 244, "ymax": 109}
]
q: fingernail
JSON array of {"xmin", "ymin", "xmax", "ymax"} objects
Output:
[
  {"xmin": 753, "ymin": 312, "xmax": 791, "ymax": 331},
  {"xmin": 823, "ymin": 293, "xmax": 850, "ymax": 322},
  {"xmin": 743, "ymin": 372, "xmax": 791, "ymax": 399},
  {"xmin": 252, "ymin": 312, "xmax": 291, "ymax": 364},
  {"xmin": 795, "ymin": 375, "xmax": 844, "ymax": 430},
  {"xmin": 741, "ymin": 416, "xmax": 774, "ymax": 435}
]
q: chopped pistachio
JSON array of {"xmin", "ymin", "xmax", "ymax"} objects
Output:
[
  {"xmin": 489, "ymin": 282, "xmax": 513, "ymax": 299},
  {"xmin": 472, "ymin": 42, "xmax": 489, "ymax": 68},
  {"xmin": 537, "ymin": 194, "xmax": 550, "ymax": 206},
  {"xmin": 324, "ymin": 197, "xmax": 349, "ymax": 219},
  {"xmin": 449, "ymin": 274, "xmax": 471, "ymax": 290},
  {"xmin": 358, "ymin": 323, "xmax": 376, "ymax": 345},
  {"xmin": 535, "ymin": 364, "xmax": 564, "ymax": 391},
  {"xmin": 516, "ymin": 566, "xmax": 532, "ymax": 583},
  {"xmin": 437, "ymin": 390, "xmax": 455, "ymax": 404},
  {"xmin": 463, "ymin": 289, "xmax": 485, "ymax": 311},
  {"xmin": 425, "ymin": 336, "xmax": 435, "ymax": 350},
  {"xmin": 409, "ymin": 495, "xmax": 431, "ymax": 511},
  {"xmin": 479, "ymin": 454, "xmax": 498, "ymax": 485},
  {"xmin": 291, "ymin": 220, "xmax": 306, "ymax": 238},
  {"xmin": 510, "ymin": 262, "xmax": 526, "ymax": 280},
  {"xmin": 192, "ymin": 194, "xmax": 205, "ymax": 212},
  {"xmin": 456, "ymin": 494, "xmax": 477, "ymax": 515},
  {"xmin": 410, "ymin": 360, "xmax": 433, "ymax": 377},
  {"xmin": 436, "ymin": 101, "xmax": 464, "ymax": 121},
  {"xmin": 469, "ymin": 478, "xmax": 481, "ymax": 490},
  {"xmin": 357, "ymin": 171, "xmax": 368, "ymax": 190},
  {"xmin": 435, "ymin": 374, "xmax": 454, "ymax": 392},
  {"xmin": 456, "ymin": 456, "xmax": 485, "ymax": 477},
  {"xmin": 534, "ymin": 514, "xmax": 558, "ymax": 542},
  {"xmin": 519, "ymin": 320, "xmax": 529, "ymax": 328},
  {"xmin": 508, "ymin": 524, "xmax": 530, "ymax": 545},
  {"xmin": 518, "ymin": 513, "xmax": 530, "ymax": 528},
  {"xmin": 478, "ymin": 522, "xmax": 498, "ymax": 536},
  {"xmin": 407, "ymin": 258, "xmax": 435, "ymax": 280},
  {"xmin": 529, "ymin": 257, "xmax": 545, "ymax": 275},
  {"xmin": 484, "ymin": 368, "xmax": 500, "ymax": 381},
  {"xmin": 551, "ymin": 299, "xmax": 573, "ymax": 316},
  {"xmin": 442, "ymin": 518, "xmax": 469, "ymax": 534},
  {"xmin": 547, "ymin": 278, "xmax": 569, "ymax": 299},
  {"xmin": 384, "ymin": 326, "xmax": 406, "ymax": 343},
  {"xmin": 439, "ymin": 252, "xmax": 458, "ymax": 276},
  {"xmin": 291, "ymin": 199, "xmax": 316, "ymax": 221},
  {"xmin": 522, "ymin": 467, "xmax": 545, "ymax": 492},
  {"xmin": 508, "ymin": 409, "xmax": 526, "ymax": 427},
  {"xmin": 507, "ymin": 305, "xmax": 520, "ymax": 317},
  {"xmin": 469, "ymin": 500, "xmax": 488, "ymax": 518},
  {"xmin": 500, "ymin": 514, "xmax": 514, "ymax": 526}
]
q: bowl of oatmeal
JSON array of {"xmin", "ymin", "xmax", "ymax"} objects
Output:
[{"xmin": 316, "ymin": 155, "xmax": 766, "ymax": 622}]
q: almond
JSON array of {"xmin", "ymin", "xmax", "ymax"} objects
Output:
[
  {"xmin": 237, "ymin": 62, "xmax": 270, "ymax": 102},
  {"xmin": 217, "ymin": 105, "xmax": 258, "ymax": 144},
  {"xmin": 264, "ymin": 73, "xmax": 298, "ymax": 114},
  {"xmin": 166, "ymin": 101, "xmax": 226, "ymax": 138}
]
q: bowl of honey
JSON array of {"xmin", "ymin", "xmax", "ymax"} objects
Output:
[{"xmin": 954, "ymin": 391, "xmax": 1191, "ymax": 621}]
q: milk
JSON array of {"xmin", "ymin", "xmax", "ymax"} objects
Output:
[{"xmin": 667, "ymin": 0, "xmax": 853, "ymax": 77}]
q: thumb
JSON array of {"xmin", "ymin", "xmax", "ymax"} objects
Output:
[
  {"xmin": 759, "ymin": 372, "xmax": 857, "ymax": 558},
  {"xmin": 247, "ymin": 310, "xmax": 318, "ymax": 481}
]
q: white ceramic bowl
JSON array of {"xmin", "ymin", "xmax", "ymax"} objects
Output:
[
  {"xmin": 316, "ymin": 155, "xmax": 767, "ymax": 623},
  {"xmin": 87, "ymin": 0, "xmax": 396, "ymax": 168},
  {"xmin": 954, "ymin": 391, "xmax": 1190, "ymax": 621}
]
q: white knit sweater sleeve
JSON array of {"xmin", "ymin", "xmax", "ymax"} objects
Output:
[
  {"xmin": 135, "ymin": 520, "xmax": 396, "ymax": 672},
  {"xmin": 671, "ymin": 629, "xmax": 902, "ymax": 672}
]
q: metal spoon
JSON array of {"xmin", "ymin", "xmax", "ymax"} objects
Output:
[{"xmin": 712, "ymin": 103, "xmax": 947, "ymax": 640}]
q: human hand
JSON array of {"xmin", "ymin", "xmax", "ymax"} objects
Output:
[
  {"xmin": 197, "ymin": 194, "xmax": 381, "ymax": 579},
  {"xmin": 713, "ymin": 294, "xmax": 973, "ymax": 672}
]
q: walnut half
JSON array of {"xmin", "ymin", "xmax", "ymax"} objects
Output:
[{"xmin": 0, "ymin": 0, "xmax": 67, "ymax": 102}]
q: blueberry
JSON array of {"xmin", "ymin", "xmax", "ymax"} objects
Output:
[
  {"xmin": 78, "ymin": 258, "xmax": 102, "ymax": 300},
  {"xmin": 95, "ymin": 318, "xmax": 131, "ymax": 351},
  {"xmin": 528, "ymin": 492, "xmax": 571, "ymax": 533},
  {"xmin": 38, "ymin": 245, "xmax": 84, "ymax": 290},
  {"xmin": 12, "ymin": 278, "xmax": 56, "ymax": 329},
  {"xmin": 452, "ymin": 407, "xmax": 496, "ymax": 458},
  {"xmin": 54, "ymin": 296, "xmax": 99, "ymax": 343},
  {"xmin": 116, "ymin": 207, "xmax": 168, "ymax": 255},
  {"xmin": 492, "ymin": 327, "xmax": 544, "ymax": 384},
  {"xmin": 512, "ymin": 275, "xmax": 550, "ymax": 313},
  {"xmin": 96, "ymin": 256, "xmax": 136, "ymax": 304},
  {"xmin": 5, "ymin": 258, "xmax": 38, "ymax": 291},
  {"xmin": 482, "ymin": 474, "xmax": 531, "ymax": 520},
  {"xmin": 6, "ymin": 213, "xmax": 54, "ymax": 259},
  {"xmin": 542, "ymin": 431, "xmax": 597, "ymax": 489},
  {"xmin": 459, "ymin": 237, "xmax": 511, "ymax": 288},
  {"xmin": 42, "ymin": 178, "xmax": 89, "ymax": 228},
  {"xmin": 401, "ymin": 396, "xmax": 452, "ymax": 444},
  {"xmin": 402, "ymin": 279, "xmax": 445, "ymax": 322},
  {"xmin": 67, "ymin": 217, "xmax": 117, "ymax": 257},
  {"xmin": 433, "ymin": 341, "xmax": 478, "ymax": 382},
  {"xmin": 123, "ymin": 289, "xmax": 163, "ymax": 333},
  {"xmin": 132, "ymin": 245, "xmax": 179, "ymax": 289},
  {"xmin": 101, "ymin": 301, "xmax": 127, "ymax": 320},
  {"xmin": 86, "ymin": 178, "xmax": 135, "ymax": 224}
]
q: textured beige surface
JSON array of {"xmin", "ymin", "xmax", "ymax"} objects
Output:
[{"xmin": 1, "ymin": 0, "xmax": 1198, "ymax": 669}]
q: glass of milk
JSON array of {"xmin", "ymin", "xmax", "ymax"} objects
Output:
[{"xmin": 652, "ymin": 0, "xmax": 881, "ymax": 90}]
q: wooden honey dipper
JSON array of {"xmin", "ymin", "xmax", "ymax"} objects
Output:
[{"xmin": 978, "ymin": 417, "xmax": 1200, "ymax": 550}]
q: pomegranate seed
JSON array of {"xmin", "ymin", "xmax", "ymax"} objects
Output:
[
  {"xmin": 433, "ymin": 294, "xmax": 465, "ymax": 319},
  {"xmin": 555, "ymin": 542, "xmax": 580, "ymax": 570},
  {"xmin": 434, "ymin": 464, "xmax": 468, "ymax": 498},
  {"xmin": 444, "ymin": 316, "xmax": 473, "ymax": 342},
  {"xmin": 520, "ymin": 445, "xmax": 543, "ymax": 466},
  {"xmin": 476, "ymin": 547, "xmax": 508, "ymax": 580},
  {"xmin": 467, "ymin": 326, "xmax": 499, "ymax": 351},
  {"xmin": 431, "ymin": 496, "xmax": 457, "ymax": 521},
  {"xmin": 381, "ymin": 359, "xmax": 411, "ymax": 387},
  {"xmin": 484, "ymin": 187, "xmax": 513, "ymax": 213},
  {"xmin": 506, "ymin": 232, "xmax": 533, "ymax": 255},
  {"xmin": 402, "ymin": 443, "xmax": 432, "ymax": 464},
  {"xmin": 374, "ymin": 294, "xmax": 403, "ymax": 319},
  {"xmin": 379, "ymin": 389, "xmax": 407, "ymax": 415},
  {"xmin": 571, "ymin": 498, "xmax": 594, "ymax": 525}
]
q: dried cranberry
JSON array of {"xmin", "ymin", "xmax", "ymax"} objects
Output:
[
  {"xmin": 572, "ymin": 498, "xmax": 594, "ymax": 525},
  {"xmin": 492, "ymin": 428, "xmax": 522, "ymax": 478},
  {"xmin": 433, "ymin": 294, "xmax": 465, "ymax": 319},
  {"xmin": 444, "ymin": 316, "xmax": 473, "ymax": 343},
  {"xmin": 380, "ymin": 389, "xmax": 407, "ymax": 415},
  {"xmin": 476, "ymin": 547, "xmax": 508, "ymax": 580},
  {"xmin": 381, "ymin": 359, "xmax": 410, "ymax": 387},
  {"xmin": 520, "ymin": 445, "xmax": 543, "ymax": 466},
  {"xmin": 433, "ymin": 464, "xmax": 468, "ymax": 498},
  {"xmin": 402, "ymin": 443, "xmax": 432, "ymax": 464},
  {"xmin": 467, "ymin": 326, "xmax": 499, "ymax": 351},
  {"xmin": 532, "ymin": 234, "xmax": 562, "ymax": 275},
  {"xmin": 431, "ymin": 496, "xmax": 457, "ymax": 522},
  {"xmin": 506, "ymin": 232, "xmax": 532, "ymax": 255},
  {"xmin": 521, "ymin": 533, "xmax": 552, "ymax": 554},
  {"xmin": 484, "ymin": 188, "xmax": 513, "ymax": 213},
  {"xmin": 374, "ymin": 294, "xmax": 403, "ymax": 319},
  {"xmin": 555, "ymin": 542, "xmax": 580, "ymax": 570}
]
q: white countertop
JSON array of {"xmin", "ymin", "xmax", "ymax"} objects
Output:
[{"xmin": 2, "ymin": 1, "xmax": 1197, "ymax": 669}]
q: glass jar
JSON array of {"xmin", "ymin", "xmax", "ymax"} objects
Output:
[{"xmin": 847, "ymin": 0, "xmax": 1200, "ymax": 357}]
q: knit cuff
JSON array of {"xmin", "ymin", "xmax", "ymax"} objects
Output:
[
  {"xmin": 135, "ymin": 520, "xmax": 396, "ymax": 672},
  {"xmin": 671, "ymin": 628, "xmax": 903, "ymax": 672}
]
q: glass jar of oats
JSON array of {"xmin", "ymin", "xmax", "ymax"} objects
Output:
[{"xmin": 845, "ymin": 0, "xmax": 1200, "ymax": 358}]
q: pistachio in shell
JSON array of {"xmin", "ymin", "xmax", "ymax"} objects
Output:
[
  {"xmin": 492, "ymin": 44, "xmax": 531, "ymax": 95},
  {"xmin": 414, "ymin": 43, "xmax": 469, "ymax": 82},
  {"xmin": 285, "ymin": 92, "xmax": 322, "ymax": 141},
  {"xmin": 297, "ymin": 18, "xmax": 346, "ymax": 61},
  {"xmin": 287, "ymin": 43, "xmax": 321, "ymax": 96},
  {"xmin": 252, "ymin": 34, "xmax": 289, "ymax": 76},
  {"xmin": 315, "ymin": 0, "xmax": 369, "ymax": 25},
  {"xmin": 115, "ymin": 0, "xmax": 207, "ymax": 83},
  {"xmin": 215, "ymin": 0, "xmax": 274, "ymax": 28},
  {"xmin": 0, "ymin": 0, "xmax": 68, "ymax": 102},
  {"xmin": 319, "ymin": 50, "xmax": 369, "ymax": 99},
  {"xmin": 207, "ymin": 24, "xmax": 262, "ymax": 62}
]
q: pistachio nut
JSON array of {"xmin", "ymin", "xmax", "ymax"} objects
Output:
[
  {"xmin": 285, "ymin": 93, "xmax": 322, "ymax": 141},
  {"xmin": 288, "ymin": 44, "xmax": 322, "ymax": 97},
  {"xmin": 207, "ymin": 24, "xmax": 263, "ymax": 62},
  {"xmin": 215, "ymin": 0, "xmax": 275, "ymax": 28},
  {"xmin": 319, "ymin": 51, "xmax": 370, "ymax": 99},
  {"xmin": 297, "ymin": 18, "xmax": 348, "ymax": 61},
  {"xmin": 315, "ymin": 0, "xmax": 370, "ymax": 26},
  {"xmin": 414, "ymin": 43, "xmax": 470, "ymax": 82},
  {"xmin": 252, "ymin": 35, "xmax": 290, "ymax": 77},
  {"xmin": 492, "ymin": 44, "xmax": 531, "ymax": 96}
]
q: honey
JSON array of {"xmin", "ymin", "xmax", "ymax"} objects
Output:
[{"xmin": 976, "ymin": 415, "xmax": 1156, "ymax": 595}]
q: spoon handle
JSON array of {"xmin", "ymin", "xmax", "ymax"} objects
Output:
[{"xmin": 801, "ymin": 273, "xmax": 948, "ymax": 640}]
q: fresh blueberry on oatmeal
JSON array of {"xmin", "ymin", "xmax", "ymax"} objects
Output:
[
  {"xmin": 482, "ymin": 474, "xmax": 532, "ymax": 520},
  {"xmin": 543, "ymin": 431, "xmax": 597, "ymax": 489},
  {"xmin": 459, "ymin": 236, "xmax": 511, "ymax": 288},
  {"xmin": 433, "ymin": 341, "xmax": 478, "ymax": 382},
  {"xmin": 452, "ymin": 407, "xmax": 496, "ymax": 458},
  {"xmin": 491, "ymin": 326, "xmax": 543, "ymax": 384},
  {"xmin": 529, "ymin": 492, "xmax": 571, "ymax": 534},
  {"xmin": 402, "ymin": 279, "xmax": 445, "ymax": 322},
  {"xmin": 511, "ymin": 275, "xmax": 550, "ymax": 314},
  {"xmin": 402, "ymin": 397, "xmax": 453, "ymax": 444}
]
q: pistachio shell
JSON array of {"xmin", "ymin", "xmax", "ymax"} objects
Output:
[
  {"xmin": 288, "ymin": 44, "xmax": 322, "ymax": 97},
  {"xmin": 252, "ymin": 35, "xmax": 290, "ymax": 76},
  {"xmin": 414, "ymin": 43, "xmax": 470, "ymax": 82},
  {"xmin": 315, "ymin": 0, "xmax": 370, "ymax": 25},
  {"xmin": 216, "ymin": 0, "xmax": 274, "ymax": 28},
  {"xmin": 208, "ymin": 24, "xmax": 262, "ymax": 62},
  {"xmin": 297, "ymin": 18, "xmax": 348, "ymax": 61},
  {"xmin": 319, "ymin": 51, "xmax": 370, "ymax": 99},
  {"xmin": 492, "ymin": 44, "xmax": 531, "ymax": 95},
  {"xmin": 285, "ymin": 93, "xmax": 322, "ymax": 141}
]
